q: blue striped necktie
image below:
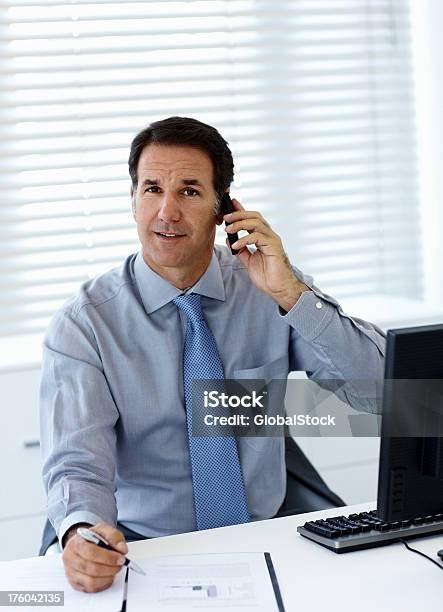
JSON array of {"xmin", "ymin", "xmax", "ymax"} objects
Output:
[{"xmin": 173, "ymin": 293, "xmax": 250, "ymax": 530}]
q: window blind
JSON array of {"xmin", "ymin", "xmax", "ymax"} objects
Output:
[{"xmin": 0, "ymin": 0, "xmax": 421, "ymax": 341}]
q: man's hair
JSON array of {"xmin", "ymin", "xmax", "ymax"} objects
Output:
[{"xmin": 128, "ymin": 116, "xmax": 234, "ymax": 212}]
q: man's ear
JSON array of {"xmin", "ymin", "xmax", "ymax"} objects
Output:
[
  {"xmin": 215, "ymin": 191, "xmax": 228, "ymax": 226},
  {"xmin": 130, "ymin": 187, "xmax": 136, "ymax": 219}
]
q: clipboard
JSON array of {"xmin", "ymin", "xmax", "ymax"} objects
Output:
[
  {"xmin": 264, "ymin": 552, "xmax": 285, "ymax": 612},
  {"xmin": 119, "ymin": 551, "xmax": 285, "ymax": 612}
]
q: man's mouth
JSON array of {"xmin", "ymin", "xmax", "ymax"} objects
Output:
[{"xmin": 154, "ymin": 231, "xmax": 186, "ymax": 241}]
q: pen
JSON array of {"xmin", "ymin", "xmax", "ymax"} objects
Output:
[
  {"xmin": 120, "ymin": 568, "xmax": 129, "ymax": 612},
  {"xmin": 76, "ymin": 527, "xmax": 146, "ymax": 575}
]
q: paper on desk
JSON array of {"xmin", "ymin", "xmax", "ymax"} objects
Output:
[
  {"xmin": 127, "ymin": 552, "xmax": 281, "ymax": 611},
  {"xmin": 0, "ymin": 554, "xmax": 126, "ymax": 611}
]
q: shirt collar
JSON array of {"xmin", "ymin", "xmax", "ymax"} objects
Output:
[{"xmin": 134, "ymin": 249, "xmax": 226, "ymax": 315}]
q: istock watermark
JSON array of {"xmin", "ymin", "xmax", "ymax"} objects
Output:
[
  {"xmin": 191, "ymin": 378, "xmax": 443, "ymax": 438},
  {"xmin": 203, "ymin": 390, "xmax": 265, "ymax": 409},
  {"xmin": 192, "ymin": 378, "xmax": 374, "ymax": 437}
]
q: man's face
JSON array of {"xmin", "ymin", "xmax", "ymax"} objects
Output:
[{"xmin": 132, "ymin": 144, "xmax": 222, "ymax": 282}]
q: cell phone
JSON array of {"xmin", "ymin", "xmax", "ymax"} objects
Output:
[{"xmin": 221, "ymin": 193, "xmax": 239, "ymax": 255}]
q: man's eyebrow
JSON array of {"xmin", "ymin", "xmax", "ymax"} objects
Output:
[
  {"xmin": 181, "ymin": 178, "xmax": 204, "ymax": 187},
  {"xmin": 141, "ymin": 178, "xmax": 205, "ymax": 187}
]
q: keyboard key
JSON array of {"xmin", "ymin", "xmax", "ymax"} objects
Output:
[
  {"xmin": 327, "ymin": 522, "xmax": 349, "ymax": 536},
  {"xmin": 322, "ymin": 528, "xmax": 342, "ymax": 539},
  {"xmin": 423, "ymin": 516, "xmax": 434, "ymax": 523},
  {"xmin": 314, "ymin": 526, "xmax": 332, "ymax": 537},
  {"xmin": 303, "ymin": 521, "xmax": 319, "ymax": 533},
  {"xmin": 340, "ymin": 519, "xmax": 363, "ymax": 534},
  {"xmin": 308, "ymin": 523, "xmax": 341, "ymax": 539},
  {"xmin": 360, "ymin": 512, "xmax": 383, "ymax": 524},
  {"xmin": 373, "ymin": 523, "xmax": 391, "ymax": 532},
  {"xmin": 381, "ymin": 524, "xmax": 392, "ymax": 532}
]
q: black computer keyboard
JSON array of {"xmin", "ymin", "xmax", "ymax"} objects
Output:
[{"xmin": 297, "ymin": 510, "xmax": 443, "ymax": 553}]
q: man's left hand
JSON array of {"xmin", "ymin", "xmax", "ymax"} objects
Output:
[{"xmin": 224, "ymin": 198, "xmax": 310, "ymax": 312}]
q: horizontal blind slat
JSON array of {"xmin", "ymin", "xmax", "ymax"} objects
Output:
[{"xmin": 0, "ymin": 0, "xmax": 421, "ymax": 341}]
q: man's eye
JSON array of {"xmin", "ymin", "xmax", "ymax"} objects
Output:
[
  {"xmin": 183, "ymin": 188, "xmax": 199, "ymax": 197},
  {"xmin": 145, "ymin": 186, "xmax": 160, "ymax": 193}
]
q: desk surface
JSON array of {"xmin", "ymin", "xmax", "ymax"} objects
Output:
[{"xmin": 128, "ymin": 502, "xmax": 443, "ymax": 611}]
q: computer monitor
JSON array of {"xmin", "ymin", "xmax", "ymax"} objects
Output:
[{"xmin": 377, "ymin": 324, "xmax": 443, "ymax": 522}]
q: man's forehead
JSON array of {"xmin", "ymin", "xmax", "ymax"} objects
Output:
[{"xmin": 137, "ymin": 144, "xmax": 213, "ymax": 180}]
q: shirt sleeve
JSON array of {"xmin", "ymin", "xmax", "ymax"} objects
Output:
[
  {"xmin": 39, "ymin": 306, "xmax": 120, "ymax": 546},
  {"xmin": 280, "ymin": 265, "xmax": 386, "ymax": 414}
]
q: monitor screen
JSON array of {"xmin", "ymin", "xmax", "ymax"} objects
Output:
[{"xmin": 377, "ymin": 324, "xmax": 443, "ymax": 521}]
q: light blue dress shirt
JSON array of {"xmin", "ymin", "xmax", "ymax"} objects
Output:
[{"xmin": 40, "ymin": 245, "xmax": 385, "ymax": 543}]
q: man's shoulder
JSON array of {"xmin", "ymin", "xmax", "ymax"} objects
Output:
[{"xmin": 59, "ymin": 253, "xmax": 138, "ymax": 318}]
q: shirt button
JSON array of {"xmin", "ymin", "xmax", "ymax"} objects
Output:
[{"xmin": 315, "ymin": 301, "xmax": 323, "ymax": 309}]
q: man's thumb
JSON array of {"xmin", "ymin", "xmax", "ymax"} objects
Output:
[{"xmin": 93, "ymin": 522, "xmax": 128, "ymax": 555}]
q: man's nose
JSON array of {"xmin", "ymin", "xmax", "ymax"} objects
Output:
[{"xmin": 157, "ymin": 193, "xmax": 181, "ymax": 223}]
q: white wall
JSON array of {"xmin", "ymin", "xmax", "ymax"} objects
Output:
[
  {"xmin": 0, "ymin": 368, "xmax": 46, "ymax": 561},
  {"xmin": 410, "ymin": 0, "xmax": 443, "ymax": 306}
]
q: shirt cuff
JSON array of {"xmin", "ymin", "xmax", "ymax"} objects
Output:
[
  {"xmin": 278, "ymin": 289, "xmax": 335, "ymax": 341},
  {"xmin": 58, "ymin": 511, "xmax": 105, "ymax": 549}
]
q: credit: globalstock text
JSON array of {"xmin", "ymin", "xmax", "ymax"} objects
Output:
[{"xmin": 203, "ymin": 414, "xmax": 336, "ymax": 427}]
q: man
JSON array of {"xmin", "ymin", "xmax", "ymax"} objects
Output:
[{"xmin": 40, "ymin": 116, "xmax": 385, "ymax": 592}]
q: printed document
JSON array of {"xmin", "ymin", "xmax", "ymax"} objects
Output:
[{"xmin": 127, "ymin": 552, "xmax": 282, "ymax": 611}]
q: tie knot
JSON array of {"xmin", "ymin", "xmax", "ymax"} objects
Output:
[{"xmin": 173, "ymin": 293, "xmax": 204, "ymax": 322}]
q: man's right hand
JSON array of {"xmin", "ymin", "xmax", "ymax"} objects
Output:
[{"xmin": 62, "ymin": 522, "xmax": 128, "ymax": 593}]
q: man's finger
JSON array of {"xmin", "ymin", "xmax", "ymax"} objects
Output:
[
  {"xmin": 69, "ymin": 550, "xmax": 125, "ymax": 577},
  {"xmin": 224, "ymin": 210, "xmax": 271, "ymax": 231},
  {"xmin": 232, "ymin": 232, "xmax": 275, "ymax": 251},
  {"xmin": 67, "ymin": 569, "xmax": 115, "ymax": 593},
  {"xmin": 73, "ymin": 537, "xmax": 125, "ymax": 567},
  {"xmin": 91, "ymin": 522, "xmax": 128, "ymax": 555},
  {"xmin": 235, "ymin": 244, "xmax": 251, "ymax": 266},
  {"xmin": 68, "ymin": 576, "xmax": 86, "ymax": 593},
  {"xmin": 69, "ymin": 535, "xmax": 125, "ymax": 567},
  {"xmin": 226, "ymin": 218, "xmax": 273, "ymax": 236},
  {"xmin": 223, "ymin": 210, "xmax": 264, "ymax": 222},
  {"xmin": 230, "ymin": 197, "xmax": 245, "ymax": 211}
]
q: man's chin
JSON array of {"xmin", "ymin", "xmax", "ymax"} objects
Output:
[
  {"xmin": 141, "ymin": 236, "xmax": 215, "ymax": 278},
  {"xmin": 142, "ymin": 246, "xmax": 189, "ymax": 270}
]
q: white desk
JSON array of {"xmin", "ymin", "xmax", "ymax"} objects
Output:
[
  {"xmin": 2, "ymin": 503, "xmax": 443, "ymax": 611},
  {"xmin": 126, "ymin": 502, "xmax": 443, "ymax": 611}
]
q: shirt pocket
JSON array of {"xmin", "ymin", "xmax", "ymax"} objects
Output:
[
  {"xmin": 232, "ymin": 355, "xmax": 288, "ymax": 382},
  {"xmin": 232, "ymin": 355, "xmax": 288, "ymax": 453}
]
